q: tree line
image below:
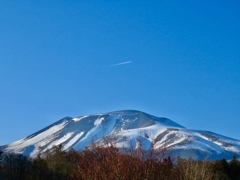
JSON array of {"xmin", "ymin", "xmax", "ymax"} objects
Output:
[{"xmin": 0, "ymin": 144, "xmax": 240, "ymax": 180}]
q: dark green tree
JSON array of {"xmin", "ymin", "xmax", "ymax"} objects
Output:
[
  {"xmin": 229, "ymin": 156, "xmax": 240, "ymax": 180},
  {"xmin": 1, "ymin": 153, "xmax": 31, "ymax": 179},
  {"xmin": 212, "ymin": 158, "xmax": 230, "ymax": 179},
  {"xmin": 44, "ymin": 145, "xmax": 72, "ymax": 179}
]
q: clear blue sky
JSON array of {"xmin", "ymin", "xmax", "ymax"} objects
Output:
[{"xmin": 0, "ymin": 0, "xmax": 239, "ymax": 145}]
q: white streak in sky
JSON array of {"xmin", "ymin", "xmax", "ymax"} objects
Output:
[{"xmin": 109, "ymin": 61, "xmax": 132, "ymax": 67}]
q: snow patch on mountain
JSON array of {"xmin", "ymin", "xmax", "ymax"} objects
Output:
[
  {"xmin": 72, "ymin": 115, "xmax": 89, "ymax": 122},
  {"xmin": 4, "ymin": 120, "xmax": 68, "ymax": 152}
]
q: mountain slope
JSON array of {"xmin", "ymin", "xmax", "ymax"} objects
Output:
[{"xmin": 1, "ymin": 110, "xmax": 240, "ymax": 160}]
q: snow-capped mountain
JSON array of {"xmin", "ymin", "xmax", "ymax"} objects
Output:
[{"xmin": 1, "ymin": 110, "xmax": 240, "ymax": 160}]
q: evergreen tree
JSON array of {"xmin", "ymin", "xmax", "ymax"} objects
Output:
[
  {"xmin": 1, "ymin": 153, "xmax": 31, "ymax": 179},
  {"xmin": 229, "ymin": 156, "xmax": 240, "ymax": 180},
  {"xmin": 212, "ymin": 159, "xmax": 230, "ymax": 179}
]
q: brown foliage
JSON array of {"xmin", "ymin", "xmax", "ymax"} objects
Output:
[{"xmin": 70, "ymin": 143, "xmax": 176, "ymax": 180}]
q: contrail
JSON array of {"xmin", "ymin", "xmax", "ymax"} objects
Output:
[{"xmin": 109, "ymin": 61, "xmax": 132, "ymax": 67}]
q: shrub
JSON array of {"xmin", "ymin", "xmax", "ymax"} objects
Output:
[
  {"xmin": 70, "ymin": 143, "xmax": 176, "ymax": 180},
  {"xmin": 176, "ymin": 158, "xmax": 215, "ymax": 180}
]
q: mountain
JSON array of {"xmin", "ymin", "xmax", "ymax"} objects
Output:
[{"xmin": 1, "ymin": 110, "xmax": 240, "ymax": 160}]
